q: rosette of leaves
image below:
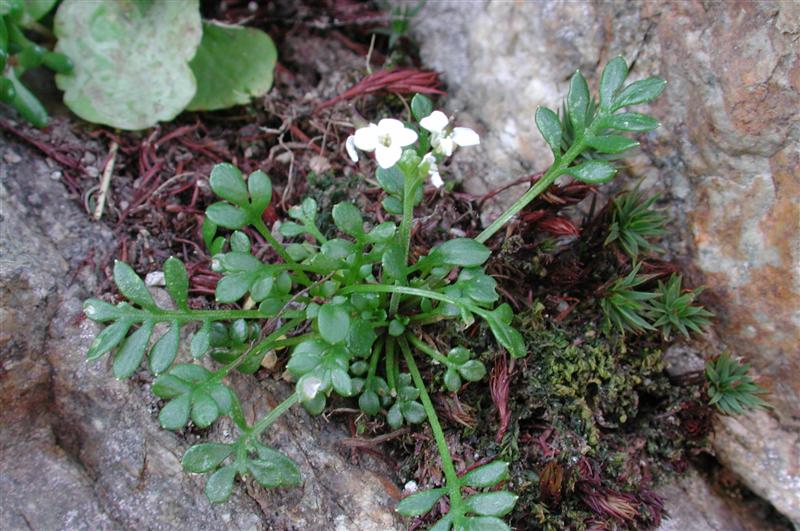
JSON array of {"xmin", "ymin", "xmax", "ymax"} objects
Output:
[
  {"xmin": 0, "ymin": 0, "xmax": 72, "ymax": 127},
  {"xmin": 705, "ymin": 354, "xmax": 769, "ymax": 415},
  {"xmin": 651, "ymin": 274, "xmax": 713, "ymax": 339},
  {"xmin": 605, "ymin": 185, "xmax": 668, "ymax": 258},
  {"xmin": 83, "ymin": 158, "xmax": 526, "ymax": 511}
]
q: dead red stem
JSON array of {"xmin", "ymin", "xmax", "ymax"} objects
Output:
[
  {"xmin": 314, "ymin": 68, "xmax": 445, "ymax": 113},
  {"xmin": 490, "ymin": 352, "xmax": 512, "ymax": 443}
]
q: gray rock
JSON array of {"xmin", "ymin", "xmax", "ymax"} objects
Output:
[{"xmin": 0, "ymin": 138, "xmax": 398, "ymax": 530}]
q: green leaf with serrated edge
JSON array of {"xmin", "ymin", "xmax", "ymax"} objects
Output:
[
  {"xmin": 287, "ymin": 340, "xmax": 326, "ymax": 376},
  {"xmin": 206, "ymin": 202, "xmax": 248, "ymax": 229},
  {"xmin": 461, "ymin": 461, "xmax": 509, "ymax": 488},
  {"xmin": 382, "ymin": 242, "xmax": 406, "ymax": 280},
  {"xmin": 427, "ymin": 238, "xmax": 490, "ymax": 268},
  {"xmin": 395, "ymin": 488, "xmax": 445, "ymax": 516},
  {"xmin": 535, "ymin": 106, "xmax": 562, "ymax": 155},
  {"xmin": 359, "ymin": 390, "xmax": 380, "ymax": 415},
  {"xmin": 465, "ymin": 491, "xmax": 518, "ymax": 517},
  {"xmin": 248, "ymin": 170, "xmax": 272, "ymax": 213},
  {"xmin": 163, "ymin": 257, "xmax": 189, "ymax": 310},
  {"xmin": 209, "ymin": 163, "xmax": 248, "ymax": 206},
  {"xmin": 54, "ymin": 0, "xmax": 201, "ymax": 130},
  {"xmin": 317, "ymin": 304, "xmax": 350, "ymax": 344},
  {"xmin": 85, "ymin": 318, "xmax": 133, "ymax": 361},
  {"xmin": 149, "ymin": 321, "xmax": 180, "ymax": 374},
  {"xmin": 215, "ymin": 271, "xmax": 254, "ymax": 303},
  {"xmin": 187, "ymin": 21, "xmax": 276, "ymax": 111},
  {"xmin": 462, "ymin": 516, "xmax": 511, "ymax": 531},
  {"xmin": 248, "ymin": 447, "xmax": 302, "ymax": 488},
  {"xmin": 458, "ymin": 360, "xmax": 487, "ymax": 382},
  {"xmin": 567, "ymin": 70, "xmax": 589, "ymax": 130},
  {"xmin": 585, "ymin": 135, "xmax": 639, "ymax": 154},
  {"xmin": 83, "ymin": 299, "xmax": 124, "ymax": 322},
  {"xmin": 205, "ymin": 464, "xmax": 236, "ymax": 503},
  {"xmin": 332, "ymin": 202, "xmax": 364, "ymax": 237},
  {"xmin": 604, "ymin": 112, "xmax": 659, "ymax": 132},
  {"xmin": 159, "ymin": 393, "xmax": 191, "ymax": 430},
  {"xmin": 182, "ymin": 443, "xmax": 233, "ymax": 473},
  {"xmin": 564, "ymin": 160, "xmax": 617, "ymax": 184},
  {"xmin": 411, "ymin": 93, "xmax": 433, "ymax": 122},
  {"xmin": 612, "ymin": 77, "xmax": 667, "ymax": 111},
  {"xmin": 112, "ymin": 320, "xmax": 153, "ymax": 378},
  {"xmin": 599, "ymin": 56, "xmax": 628, "ymax": 109},
  {"xmin": 191, "ymin": 321, "xmax": 211, "ymax": 359},
  {"xmin": 191, "ymin": 390, "xmax": 220, "ymax": 428},
  {"xmin": 114, "ymin": 261, "xmax": 156, "ymax": 309}
]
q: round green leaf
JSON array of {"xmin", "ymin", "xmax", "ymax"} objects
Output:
[
  {"xmin": 465, "ymin": 491, "xmax": 518, "ymax": 517},
  {"xmin": 182, "ymin": 443, "xmax": 233, "ymax": 473},
  {"xmin": 458, "ymin": 360, "xmax": 487, "ymax": 382},
  {"xmin": 317, "ymin": 304, "xmax": 350, "ymax": 344},
  {"xmin": 206, "ymin": 202, "xmax": 248, "ymax": 229},
  {"xmin": 411, "ymin": 94, "xmax": 433, "ymax": 122},
  {"xmin": 54, "ymin": 0, "xmax": 202, "ymax": 130},
  {"xmin": 191, "ymin": 390, "xmax": 220, "ymax": 428},
  {"xmin": 205, "ymin": 465, "xmax": 237, "ymax": 503},
  {"xmin": 443, "ymin": 368, "xmax": 462, "ymax": 392},
  {"xmin": 331, "ymin": 368, "xmax": 353, "ymax": 397},
  {"xmin": 215, "ymin": 271, "xmax": 254, "ymax": 303},
  {"xmin": 286, "ymin": 340, "xmax": 326, "ymax": 376},
  {"xmin": 395, "ymin": 488, "xmax": 445, "ymax": 517},
  {"xmin": 209, "ymin": 163, "xmax": 248, "ymax": 206},
  {"xmin": 248, "ymin": 447, "xmax": 301, "ymax": 488},
  {"xmin": 248, "ymin": 170, "xmax": 272, "ymax": 213},
  {"xmin": 400, "ymin": 400, "xmax": 426, "ymax": 424},
  {"xmin": 187, "ymin": 21, "xmax": 276, "ymax": 111},
  {"xmin": 460, "ymin": 461, "xmax": 509, "ymax": 488},
  {"xmin": 332, "ymin": 202, "xmax": 364, "ymax": 237},
  {"xmin": 358, "ymin": 390, "xmax": 380, "ymax": 416},
  {"xmin": 159, "ymin": 394, "xmax": 191, "ymax": 430},
  {"xmin": 386, "ymin": 403, "xmax": 403, "ymax": 429},
  {"xmin": 427, "ymin": 238, "xmax": 490, "ymax": 268}
]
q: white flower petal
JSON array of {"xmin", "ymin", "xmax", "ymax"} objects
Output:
[
  {"xmin": 452, "ymin": 127, "xmax": 480, "ymax": 147},
  {"xmin": 300, "ymin": 376, "xmax": 323, "ymax": 401},
  {"xmin": 353, "ymin": 124, "xmax": 379, "ymax": 151},
  {"xmin": 420, "ymin": 110, "xmax": 449, "ymax": 133},
  {"xmin": 377, "ymin": 118, "xmax": 406, "ymax": 133},
  {"xmin": 438, "ymin": 136, "xmax": 455, "ymax": 157},
  {"xmin": 345, "ymin": 135, "xmax": 359, "ymax": 162},
  {"xmin": 430, "ymin": 170, "xmax": 444, "ymax": 188},
  {"xmin": 391, "ymin": 126, "xmax": 418, "ymax": 147},
  {"xmin": 375, "ymin": 144, "xmax": 402, "ymax": 169}
]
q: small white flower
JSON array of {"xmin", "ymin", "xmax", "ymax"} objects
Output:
[
  {"xmin": 403, "ymin": 480, "xmax": 419, "ymax": 494},
  {"xmin": 421, "ymin": 152, "xmax": 444, "ymax": 188},
  {"xmin": 419, "ymin": 110, "xmax": 480, "ymax": 157},
  {"xmin": 345, "ymin": 135, "xmax": 358, "ymax": 163},
  {"xmin": 351, "ymin": 118, "xmax": 418, "ymax": 169}
]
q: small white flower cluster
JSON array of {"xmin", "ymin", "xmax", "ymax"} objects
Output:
[{"xmin": 346, "ymin": 110, "xmax": 479, "ymax": 188}]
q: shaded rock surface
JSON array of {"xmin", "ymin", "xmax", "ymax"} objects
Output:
[
  {"xmin": 0, "ymin": 139, "xmax": 398, "ymax": 530},
  {"xmin": 411, "ymin": 0, "xmax": 799, "ymax": 526}
]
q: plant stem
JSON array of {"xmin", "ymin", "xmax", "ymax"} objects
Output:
[
  {"xmin": 217, "ymin": 317, "xmax": 302, "ymax": 377},
  {"xmin": 385, "ymin": 336, "xmax": 397, "ymax": 392},
  {"xmin": 475, "ymin": 139, "xmax": 587, "ymax": 243},
  {"xmin": 407, "ymin": 334, "xmax": 452, "ymax": 367},
  {"xmin": 343, "ymin": 284, "xmax": 484, "ymax": 318},
  {"xmin": 389, "ymin": 173, "xmax": 422, "ymax": 316},
  {"xmin": 245, "ymin": 392, "xmax": 300, "ymax": 441},
  {"xmin": 253, "ymin": 218, "xmax": 312, "ymax": 285},
  {"xmin": 399, "ymin": 336, "xmax": 464, "ymax": 512}
]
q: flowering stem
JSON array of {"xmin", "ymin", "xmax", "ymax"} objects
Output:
[
  {"xmin": 475, "ymin": 137, "xmax": 588, "ymax": 243},
  {"xmin": 407, "ymin": 334, "xmax": 453, "ymax": 367},
  {"xmin": 253, "ymin": 218, "xmax": 313, "ymax": 285},
  {"xmin": 244, "ymin": 392, "xmax": 300, "ymax": 441},
  {"xmin": 399, "ymin": 336, "xmax": 464, "ymax": 513},
  {"xmin": 389, "ymin": 172, "xmax": 422, "ymax": 316}
]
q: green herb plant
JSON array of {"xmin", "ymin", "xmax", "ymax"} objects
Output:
[
  {"xmin": 705, "ymin": 354, "xmax": 769, "ymax": 415},
  {"xmin": 0, "ymin": 0, "xmax": 72, "ymax": 127},
  {"xmin": 83, "ymin": 57, "xmax": 671, "ymax": 528},
  {"xmin": 605, "ymin": 184, "xmax": 668, "ymax": 258}
]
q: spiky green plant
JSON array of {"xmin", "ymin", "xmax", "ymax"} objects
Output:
[
  {"xmin": 706, "ymin": 354, "xmax": 769, "ymax": 415},
  {"xmin": 599, "ymin": 262, "xmax": 658, "ymax": 334},
  {"xmin": 651, "ymin": 274, "xmax": 713, "ymax": 339},
  {"xmin": 605, "ymin": 186, "xmax": 668, "ymax": 258}
]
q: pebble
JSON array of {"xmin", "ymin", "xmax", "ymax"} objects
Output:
[
  {"xmin": 145, "ymin": 271, "xmax": 165, "ymax": 287},
  {"xmin": 86, "ymin": 166, "xmax": 100, "ymax": 178},
  {"xmin": 4, "ymin": 151, "xmax": 22, "ymax": 164},
  {"xmin": 50, "ymin": 170, "xmax": 62, "ymax": 181}
]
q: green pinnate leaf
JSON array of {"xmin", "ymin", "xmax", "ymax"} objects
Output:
[
  {"xmin": 112, "ymin": 320, "xmax": 153, "ymax": 378},
  {"xmin": 317, "ymin": 304, "xmax": 350, "ymax": 345},
  {"xmin": 163, "ymin": 257, "xmax": 189, "ymax": 310},
  {"xmin": 182, "ymin": 443, "xmax": 233, "ymax": 473},
  {"xmin": 85, "ymin": 319, "xmax": 133, "ymax": 361},
  {"xmin": 564, "ymin": 160, "xmax": 617, "ymax": 184},
  {"xmin": 567, "ymin": 70, "xmax": 589, "ymax": 130},
  {"xmin": 395, "ymin": 488, "xmax": 445, "ymax": 517},
  {"xmin": 209, "ymin": 163, "xmax": 248, "ymax": 206},
  {"xmin": 461, "ymin": 461, "xmax": 509, "ymax": 488},
  {"xmin": 205, "ymin": 465, "xmax": 236, "ymax": 503},
  {"xmin": 599, "ymin": 56, "xmax": 628, "ymax": 109},
  {"xmin": 464, "ymin": 491, "xmax": 518, "ymax": 517},
  {"xmin": 206, "ymin": 202, "xmax": 248, "ymax": 229},
  {"xmin": 585, "ymin": 135, "xmax": 639, "ymax": 154},
  {"xmin": 114, "ymin": 261, "xmax": 157, "ymax": 309},
  {"xmin": 535, "ymin": 106, "xmax": 562, "ymax": 156},
  {"xmin": 149, "ymin": 321, "xmax": 180, "ymax": 374},
  {"xmin": 612, "ymin": 77, "xmax": 667, "ymax": 111}
]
